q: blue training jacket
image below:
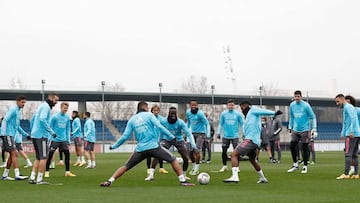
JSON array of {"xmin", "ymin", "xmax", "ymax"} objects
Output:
[
  {"xmin": 289, "ymin": 100, "xmax": 317, "ymax": 132},
  {"xmin": 160, "ymin": 118, "xmax": 196, "ymax": 148},
  {"xmin": 111, "ymin": 112, "xmax": 175, "ymax": 152},
  {"xmin": 243, "ymin": 106, "xmax": 275, "ymax": 147},
  {"xmin": 71, "ymin": 117, "xmax": 82, "ymax": 138},
  {"xmin": 31, "ymin": 102, "xmax": 55, "ymax": 139},
  {"xmin": 341, "ymin": 103, "xmax": 360, "ymax": 137},
  {"xmin": 1, "ymin": 105, "xmax": 28, "ymax": 138},
  {"xmin": 84, "ymin": 118, "xmax": 96, "ymax": 143},
  {"xmin": 217, "ymin": 109, "xmax": 244, "ymax": 139},
  {"xmin": 186, "ymin": 109, "xmax": 210, "ymax": 138},
  {"xmin": 50, "ymin": 112, "xmax": 71, "ymax": 144}
]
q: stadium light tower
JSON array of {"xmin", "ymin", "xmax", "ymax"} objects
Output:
[
  {"xmin": 101, "ymin": 81, "xmax": 105, "ymax": 143},
  {"xmin": 159, "ymin": 82, "xmax": 163, "ymax": 109},
  {"xmin": 41, "ymin": 79, "xmax": 46, "ymax": 102}
]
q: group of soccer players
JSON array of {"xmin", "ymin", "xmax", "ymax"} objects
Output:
[{"xmin": 0, "ymin": 93, "xmax": 97, "ymax": 184}]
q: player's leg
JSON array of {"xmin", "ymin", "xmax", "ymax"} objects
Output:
[
  {"xmin": 206, "ymin": 139, "xmax": 211, "ymax": 163},
  {"xmin": 151, "ymin": 146, "xmax": 194, "ymax": 186},
  {"xmin": 176, "ymin": 141, "xmax": 190, "ymax": 180},
  {"xmin": 45, "ymin": 149, "xmax": 56, "ymax": 177},
  {"xmin": 351, "ymin": 138, "xmax": 360, "ymax": 179},
  {"xmin": 276, "ymin": 139, "xmax": 282, "ymax": 163},
  {"xmin": 288, "ymin": 132, "xmax": 300, "ymax": 172},
  {"xmin": 223, "ymin": 141, "xmax": 243, "ymax": 183},
  {"xmin": 100, "ymin": 151, "xmax": 146, "ymax": 187},
  {"xmin": 300, "ymin": 131, "xmax": 310, "ymax": 173},
  {"xmin": 57, "ymin": 150, "xmax": 64, "ymax": 166},
  {"xmin": 248, "ymin": 149, "xmax": 268, "ymax": 184},
  {"xmin": 29, "ymin": 138, "xmax": 41, "ymax": 183},
  {"xmin": 220, "ymin": 138, "xmax": 230, "ymax": 171},
  {"xmin": 18, "ymin": 147, "xmax": 32, "ymax": 168},
  {"xmin": 37, "ymin": 138, "xmax": 50, "ymax": 184},
  {"xmin": 270, "ymin": 140, "xmax": 275, "ymax": 162},
  {"xmin": 146, "ymin": 156, "xmax": 151, "ymax": 174}
]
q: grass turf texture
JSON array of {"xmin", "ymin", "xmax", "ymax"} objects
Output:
[{"xmin": 0, "ymin": 151, "xmax": 357, "ymax": 203}]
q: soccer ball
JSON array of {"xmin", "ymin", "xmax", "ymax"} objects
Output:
[
  {"xmin": 197, "ymin": 172, "xmax": 210, "ymax": 185},
  {"xmin": 176, "ymin": 157, "xmax": 183, "ymax": 164}
]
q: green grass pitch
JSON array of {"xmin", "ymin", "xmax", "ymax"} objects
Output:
[{"xmin": 0, "ymin": 151, "xmax": 357, "ymax": 203}]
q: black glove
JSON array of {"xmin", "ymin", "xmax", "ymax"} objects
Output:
[
  {"xmin": 275, "ymin": 110, "xmax": 283, "ymax": 116},
  {"xmin": 216, "ymin": 133, "xmax": 220, "ymax": 139},
  {"xmin": 109, "ymin": 146, "xmax": 113, "ymax": 150},
  {"xmin": 26, "ymin": 135, "xmax": 31, "ymax": 140},
  {"xmin": 52, "ymin": 133, "xmax": 57, "ymax": 138}
]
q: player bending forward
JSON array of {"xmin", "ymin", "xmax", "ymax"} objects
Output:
[{"xmin": 99, "ymin": 101, "xmax": 195, "ymax": 187}]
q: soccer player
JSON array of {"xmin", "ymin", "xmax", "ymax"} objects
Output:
[
  {"xmin": 83, "ymin": 112, "xmax": 96, "ymax": 169},
  {"xmin": 287, "ymin": 90, "xmax": 317, "ymax": 174},
  {"xmin": 345, "ymin": 95, "xmax": 359, "ymax": 176},
  {"xmin": 45, "ymin": 102, "xmax": 75, "ymax": 178},
  {"xmin": 186, "ymin": 99, "xmax": 210, "ymax": 175},
  {"xmin": 146, "ymin": 106, "xmax": 197, "ymax": 181},
  {"xmin": 216, "ymin": 99, "xmax": 243, "ymax": 172},
  {"xmin": 201, "ymin": 112, "xmax": 214, "ymax": 164},
  {"xmin": 223, "ymin": 101, "xmax": 282, "ymax": 184},
  {"xmin": 29, "ymin": 92, "xmax": 59, "ymax": 184},
  {"xmin": 335, "ymin": 94, "xmax": 360, "ymax": 179},
  {"xmin": 1, "ymin": 95, "xmax": 29, "ymax": 180},
  {"xmin": 72, "ymin": 111, "xmax": 86, "ymax": 167},
  {"xmin": 99, "ymin": 101, "xmax": 195, "ymax": 187},
  {"xmin": 0, "ymin": 117, "xmax": 9, "ymax": 168},
  {"xmin": 145, "ymin": 105, "xmax": 168, "ymax": 176}
]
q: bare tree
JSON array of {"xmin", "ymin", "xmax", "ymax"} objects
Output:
[
  {"xmin": 181, "ymin": 75, "xmax": 210, "ymax": 94},
  {"xmin": 90, "ymin": 82, "xmax": 136, "ymax": 121}
]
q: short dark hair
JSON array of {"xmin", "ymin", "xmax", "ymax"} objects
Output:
[
  {"xmin": 345, "ymin": 95, "xmax": 356, "ymax": 106},
  {"xmin": 227, "ymin": 99, "xmax": 235, "ymax": 104},
  {"xmin": 294, "ymin": 90, "xmax": 302, "ymax": 96},
  {"xmin": 240, "ymin": 101, "xmax": 251, "ymax": 106},
  {"xmin": 84, "ymin": 112, "xmax": 91, "ymax": 117},
  {"xmin": 335, "ymin": 94, "xmax": 345, "ymax": 99},
  {"xmin": 169, "ymin": 106, "xmax": 177, "ymax": 111},
  {"xmin": 137, "ymin": 101, "xmax": 148, "ymax": 112},
  {"xmin": 16, "ymin": 95, "xmax": 26, "ymax": 101}
]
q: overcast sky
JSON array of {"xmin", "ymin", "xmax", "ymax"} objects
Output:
[{"xmin": 1, "ymin": 0, "xmax": 359, "ymax": 97}]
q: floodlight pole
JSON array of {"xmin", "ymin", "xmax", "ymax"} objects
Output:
[
  {"xmin": 41, "ymin": 79, "xmax": 46, "ymax": 102},
  {"xmin": 101, "ymin": 81, "xmax": 105, "ymax": 151}
]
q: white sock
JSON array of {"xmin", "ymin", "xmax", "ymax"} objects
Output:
[
  {"xmin": 178, "ymin": 174, "xmax": 186, "ymax": 182},
  {"xmin": 3, "ymin": 168, "xmax": 9, "ymax": 177},
  {"xmin": 293, "ymin": 162, "xmax": 298, "ymax": 167},
  {"xmin": 108, "ymin": 177, "xmax": 115, "ymax": 183},
  {"xmin": 81, "ymin": 156, "xmax": 85, "ymax": 162},
  {"xmin": 30, "ymin": 171, "xmax": 36, "ymax": 180},
  {"xmin": 77, "ymin": 157, "xmax": 80, "ymax": 162},
  {"xmin": 26, "ymin": 159, "xmax": 32, "ymax": 165},
  {"xmin": 194, "ymin": 164, "xmax": 199, "ymax": 171},
  {"xmin": 87, "ymin": 160, "xmax": 91, "ymax": 166},
  {"xmin": 257, "ymin": 169, "xmax": 265, "ymax": 179},
  {"xmin": 351, "ymin": 166, "xmax": 355, "ymax": 171},
  {"xmin": 232, "ymin": 167, "xmax": 239, "ymax": 180},
  {"xmin": 149, "ymin": 168, "xmax": 155, "ymax": 177},
  {"xmin": 92, "ymin": 161, "xmax": 96, "ymax": 167},
  {"xmin": 36, "ymin": 173, "xmax": 43, "ymax": 182},
  {"xmin": 14, "ymin": 168, "xmax": 20, "ymax": 177}
]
